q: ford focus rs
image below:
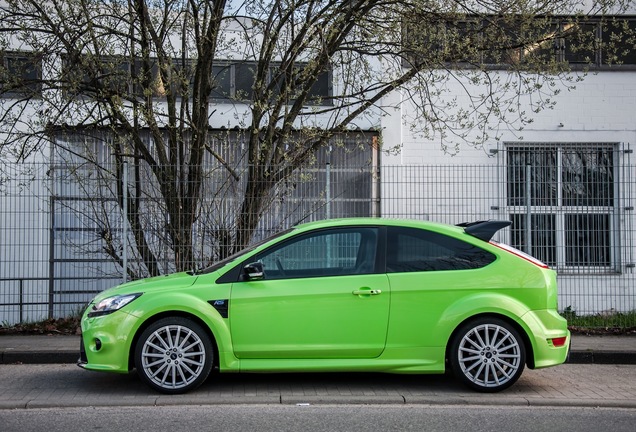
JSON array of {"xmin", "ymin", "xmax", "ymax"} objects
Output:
[{"xmin": 78, "ymin": 218, "xmax": 570, "ymax": 393}]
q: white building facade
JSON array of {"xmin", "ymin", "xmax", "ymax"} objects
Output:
[{"xmin": 1, "ymin": 5, "xmax": 635, "ymax": 323}]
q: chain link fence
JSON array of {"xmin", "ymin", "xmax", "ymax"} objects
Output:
[{"xmin": 1, "ymin": 155, "xmax": 634, "ymax": 328}]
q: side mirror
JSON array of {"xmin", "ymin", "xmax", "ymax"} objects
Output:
[{"xmin": 243, "ymin": 262, "xmax": 264, "ymax": 281}]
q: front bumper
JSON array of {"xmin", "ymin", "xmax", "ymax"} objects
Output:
[{"xmin": 77, "ymin": 309, "xmax": 139, "ymax": 373}]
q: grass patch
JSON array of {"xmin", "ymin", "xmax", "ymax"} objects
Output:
[{"xmin": 562, "ymin": 307, "xmax": 636, "ymax": 335}]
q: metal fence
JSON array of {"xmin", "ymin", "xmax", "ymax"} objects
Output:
[{"xmin": 1, "ymin": 156, "xmax": 634, "ymax": 328}]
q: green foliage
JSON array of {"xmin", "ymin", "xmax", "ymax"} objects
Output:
[{"xmin": 561, "ymin": 306, "xmax": 636, "ymax": 333}]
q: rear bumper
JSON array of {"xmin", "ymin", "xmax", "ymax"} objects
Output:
[{"xmin": 522, "ymin": 309, "xmax": 570, "ymax": 369}]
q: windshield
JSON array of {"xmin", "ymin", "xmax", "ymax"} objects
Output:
[{"xmin": 194, "ymin": 227, "xmax": 294, "ymax": 275}]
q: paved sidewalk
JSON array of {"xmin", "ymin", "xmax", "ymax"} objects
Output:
[
  {"xmin": 0, "ymin": 334, "xmax": 635, "ymax": 410},
  {"xmin": 0, "ymin": 361, "xmax": 635, "ymax": 410},
  {"xmin": 1, "ymin": 333, "xmax": 635, "ymax": 365}
]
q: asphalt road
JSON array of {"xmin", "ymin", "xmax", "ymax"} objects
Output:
[
  {"xmin": 0, "ymin": 363, "xmax": 635, "ymax": 409},
  {"xmin": 2, "ymin": 404, "xmax": 635, "ymax": 432}
]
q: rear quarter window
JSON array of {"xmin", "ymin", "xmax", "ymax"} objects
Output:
[{"xmin": 386, "ymin": 226, "xmax": 496, "ymax": 272}]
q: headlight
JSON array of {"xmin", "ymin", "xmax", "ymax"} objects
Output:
[{"xmin": 88, "ymin": 293, "xmax": 142, "ymax": 318}]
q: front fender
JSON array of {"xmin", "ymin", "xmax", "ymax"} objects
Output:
[{"xmin": 129, "ymin": 291, "xmax": 238, "ymax": 372}]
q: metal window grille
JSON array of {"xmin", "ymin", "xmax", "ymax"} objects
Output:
[{"xmin": 506, "ymin": 143, "xmax": 618, "ymax": 274}]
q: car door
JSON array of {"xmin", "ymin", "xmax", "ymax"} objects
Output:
[{"xmin": 230, "ymin": 226, "xmax": 390, "ymax": 359}]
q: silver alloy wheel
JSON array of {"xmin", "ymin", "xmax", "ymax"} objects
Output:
[
  {"xmin": 456, "ymin": 323, "xmax": 522, "ymax": 389},
  {"xmin": 140, "ymin": 324, "xmax": 207, "ymax": 391}
]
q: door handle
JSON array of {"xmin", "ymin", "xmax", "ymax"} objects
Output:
[{"xmin": 352, "ymin": 289, "xmax": 382, "ymax": 296}]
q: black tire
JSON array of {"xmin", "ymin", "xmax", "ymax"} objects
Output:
[
  {"xmin": 134, "ymin": 317, "xmax": 213, "ymax": 394},
  {"xmin": 449, "ymin": 317, "xmax": 526, "ymax": 392}
]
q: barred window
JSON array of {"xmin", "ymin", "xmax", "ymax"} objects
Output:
[{"xmin": 506, "ymin": 144, "xmax": 618, "ymax": 273}]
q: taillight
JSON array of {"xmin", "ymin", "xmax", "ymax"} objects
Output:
[
  {"xmin": 489, "ymin": 241, "xmax": 550, "ymax": 269},
  {"xmin": 550, "ymin": 337, "xmax": 568, "ymax": 347}
]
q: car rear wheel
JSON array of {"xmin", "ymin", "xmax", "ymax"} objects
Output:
[
  {"xmin": 450, "ymin": 317, "xmax": 526, "ymax": 392},
  {"xmin": 135, "ymin": 317, "xmax": 213, "ymax": 394}
]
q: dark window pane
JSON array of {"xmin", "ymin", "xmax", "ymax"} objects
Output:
[
  {"xmin": 482, "ymin": 18, "xmax": 523, "ymax": 65},
  {"xmin": 401, "ymin": 17, "xmax": 449, "ymax": 67},
  {"xmin": 268, "ymin": 64, "xmax": 330, "ymax": 104},
  {"xmin": 447, "ymin": 20, "xmax": 482, "ymax": 63},
  {"xmin": 510, "ymin": 214, "xmax": 556, "ymax": 266},
  {"xmin": 562, "ymin": 21, "xmax": 598, "ymax": 64},
  {"xmin": 234, "ymin": 62, "xmax": 256, "ymax": 100},
  {"xmin": 405, "ymin": 19, "xmax": 481, "ymax": 64},
  {"xmin": 132, "ymin": 59, "xmax": 166, "ymax": 97},
  {"xmin": 562, "ymin": 148, "xmax": 614, "ymax": 207},
  {"xmin": 307, "ymin": 70, "xmax": 330, "ymax": 101},
  {"xmin": 97, "ymin": 58, "xmax": 130, "ymax": 95},
  {"xmin": 601, "ymin": 19, "xmax": 636, "ymax": 65},
  {"xmin": 268, "ymin": 64, "xmax": 299, "ymax": 102},
  {"xmin": 174, "ymin": 60, "xmax": 198, "ymax": 99},
  {"xmin": 3, "ymin": 54, "xmax": 41, "ymax": 95},
  {"xmin": 211, "ymin": 65, "xmax": 231, "ymax": 99},
  {"xmin": 386, "ymin": 227, "xmax": 495, "ymax": 273},
  {"xmin": 565, "ymin": 214, "xmax": 611, "ymax": 267},
  {"xmin": 521, "ymin": 21, "xmax": 560, "ymax": 65},
  {"xmin": 507, "ymin": 148, "xmax": 558, "ymax": 206},
  {"xmin": 7, "ymin": 56, "xmax": 38, "ymax": 81}
]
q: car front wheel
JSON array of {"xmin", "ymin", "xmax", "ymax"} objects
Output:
[
  {"xmin": 450, "ymin": 317, "xmax": 526, "ymax": 392},
  {"xmin": 134, "ymin": 317, "xmax": 213, "ymax": 394}
]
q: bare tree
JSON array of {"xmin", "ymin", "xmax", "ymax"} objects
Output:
[{"xmin": 0, "ymin": 0, "xmax": 634, "ymax": 277}]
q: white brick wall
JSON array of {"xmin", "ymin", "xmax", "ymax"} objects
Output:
[{"xmin": 385, "ymin": 71, "xmax": 636, "ymax": 164}]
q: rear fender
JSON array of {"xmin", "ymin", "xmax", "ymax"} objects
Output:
[{"xmin": 436, "ymin": 293, "xmax": 535, "ymax": 354}]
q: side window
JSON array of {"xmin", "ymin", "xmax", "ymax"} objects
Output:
[
  {"xmin": 386, "ymin": 227, "xmax": 495, "ymax": 273},
  {"xmin": 253, "ymin": 227, "xmax": 378, "ymax": 280}
]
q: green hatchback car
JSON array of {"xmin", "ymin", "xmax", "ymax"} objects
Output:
[{"xmin": 78, "ymin": 218, "xmax": 570, "ymax": 393}]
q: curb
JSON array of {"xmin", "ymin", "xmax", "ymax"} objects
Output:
[
  {"xmin": 1, "ymin": 351, "xmax": 78, "ymax": 364},
  {"xmin": 1, "ymin": 395, "xmax": 636, "ymax": 410},
  {"xmin": 566, "ymin": 351, "xmax": 636, "ymax": 365}
]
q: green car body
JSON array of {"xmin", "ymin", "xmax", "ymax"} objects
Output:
[{"xmin": 79, "ymin": 218, "xmax": 570, "ymax": 393}]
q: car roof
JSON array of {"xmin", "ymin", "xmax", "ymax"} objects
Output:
[
  {"xmin": 293, "ymin": 218, "xmax": 513, "ymax": 242},
  {"xmin": 293, "ymin": 217, "xmax": 464, "ymax": 235}
]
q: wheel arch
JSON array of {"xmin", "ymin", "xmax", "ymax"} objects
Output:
[
  {"xmin": 128, "ymin": 311, "xmax": 220, "ymax": 371},
  {"xmin": 444, "ymin": 312, "xmax": 536, "ymax": 369}
]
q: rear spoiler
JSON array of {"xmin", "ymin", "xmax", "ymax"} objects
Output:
[{"xmin": 456, "ymin": 220, "xmax": 512, "ymax": 242}]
